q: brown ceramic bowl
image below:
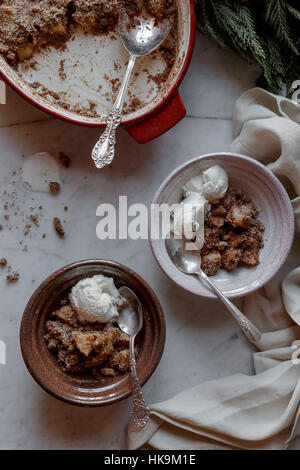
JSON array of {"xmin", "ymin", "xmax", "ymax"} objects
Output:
[{"xmin": 20, "ymin": 259, "xmax": 165, "ymax": 407}]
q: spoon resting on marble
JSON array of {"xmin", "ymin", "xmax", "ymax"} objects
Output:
[
  {"xmin": 165, "ymin": 232, "xmax": 262, "ymax": 346},
  {"xmin": 118, "ymin": 285, "xmax": 150, "ymax": 429}
]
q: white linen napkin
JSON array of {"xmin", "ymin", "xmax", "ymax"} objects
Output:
[
  {"xmin": 231, "ymin": 87, "xmax": 300, "ymax": 232},
  {"xmin": 127, "ymin": 88, "xmax": 300, "ymax": 450}
]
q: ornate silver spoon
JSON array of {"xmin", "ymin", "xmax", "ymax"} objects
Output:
[
  {"xmin": 118, "ymin": 285, "xmax": 150, "ymax": 429},
  {"xmin": 165, "ymin": 232, "xmax": 262, "ymax": 345},
  {"xmin": 92, "ymin": 0, "xmax": 173, "ymax": 169}
]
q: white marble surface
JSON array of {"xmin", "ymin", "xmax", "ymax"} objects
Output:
[{"xmin": 0, "ymin": 33, "xmax": 299, "ymax": 450}]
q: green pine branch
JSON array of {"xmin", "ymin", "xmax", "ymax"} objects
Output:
[
  {"xmin": 286, "ymin": 3, "xmax": 300, "ymax": 21},
  {"xmin": 195, "ymin": 0, "xmax": 300, "ymax": 95},
  {"xmin": 266, "ymin": 0, "xmax": 298, "ymax": 54}
]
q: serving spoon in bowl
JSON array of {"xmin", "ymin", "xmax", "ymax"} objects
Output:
[
  {"xmin": 91, "ymin": 0, "xmax": 173, "ymax": 169},
  {"xmin": 165, "ymin": 232, "xmax": 262, "ymax": 346},
  {"xmin": 118, "ymin": 285, "xmax": 150, "ymax": 429}
]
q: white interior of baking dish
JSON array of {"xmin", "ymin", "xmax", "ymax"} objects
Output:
[{"xmin": 0, "ymin": 0, "xmax": 191, "ymax": 125}]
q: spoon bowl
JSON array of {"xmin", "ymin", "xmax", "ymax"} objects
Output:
[
  {"xmin": 165, "ymin": 232, "xmax": 262, "ymax": 345},
  {"xmin": 118, "ymin": 284, "xmax": 150, "ymax": 429},
  {"xmin": 92, "ymin": 0, "xmax": 174, "ymax": 168},
  {"xmin": 119, "ymin": 1, "xmax": 173, "ymax": 57},
  {"xmin": 165, "ymin": 236, "xmax": 202, "ymax": 275}
]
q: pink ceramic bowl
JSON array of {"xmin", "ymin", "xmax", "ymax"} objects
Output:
[{"xmin": 150, "ymin": 153, "xmax": 295, "ymax": 299}]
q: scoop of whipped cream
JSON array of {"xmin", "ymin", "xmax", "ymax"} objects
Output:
[
  {"xmin": 70, "ymin": 275, "xmax": 120, "ymax": 323},
  {"xmin": 173, "ymin": 165, "xmax": 228, "ymax": 247}
]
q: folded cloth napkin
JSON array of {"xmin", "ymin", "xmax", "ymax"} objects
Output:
[
  {"xmin": 127, "ymin": 88, "xmax": 300, "ymax": 450},
  {"xmin": 231, "ymin": 87, "xmax": 300, "ymax": 233}
]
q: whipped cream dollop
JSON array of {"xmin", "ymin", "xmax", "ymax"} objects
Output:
[
  {"xmin": 201, "ymin": 165, "xmax": 228, "ymax": 203},
  {"xmin": 182, "ymin": 174, "xmax": 204, "ymax": 197},
  {"xmin": 172, "ymin": 165, "xmax": 228, "ymax": 246},
  {"xmin": 70, "ymin": 275, "xmax": 120, "ymax": 323},
  {"xmin": 173, "ymin": 192, "xmax": 208, "ymax": 241}
]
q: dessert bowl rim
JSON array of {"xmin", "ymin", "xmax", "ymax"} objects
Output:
[
  {"xmin": 20, "ymin": 258, "xmax": 166, "ymax": 407},
  {"xmin": 149, "ymin": 152, "xmax": 295, "ymax": 299}
]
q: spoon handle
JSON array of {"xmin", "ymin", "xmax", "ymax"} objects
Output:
[
  {"xmin": 130, "ymin": 335, "xmax": 150, "ymax": 429},
  {"xmin": 196, "ymin": 270, "xmax": 262, "ymax": 345},
  {"xmin": 92, "ymin": 55, "xmax": 136, "ymax": 169}
]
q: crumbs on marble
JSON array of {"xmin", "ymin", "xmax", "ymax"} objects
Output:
[
  {"xmin": 53, "ymin": 217, "xmax": 65, "ymax": 237},
  {"xmin": 48, "ymin": 181, "xmax": 61, "ymax": 195},
  {"xmin": 30, "ymin": 214, "xmax": 39, "ymax": 227},
  {"xmin": 0, "ymin": 260, "xmax": 19, "ymax": 282},
  {"xmin": 7, "ymin": 273, "xmax": 19, "ymax": 283},
  {"xmin": 23, "ymin": 224, "xmax": 31, "ymax": 236},
  {"xmin": 58, "ymin": 152, "xmax": 70, "ymax": 168},
  {"xmin": 0, "ymin": 165, "xmax": 71, "ymax": 250}
]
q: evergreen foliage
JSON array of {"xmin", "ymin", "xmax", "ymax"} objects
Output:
[{"xmin": 195, "ymin": 0, "xmax": 300, "ymax": 95}]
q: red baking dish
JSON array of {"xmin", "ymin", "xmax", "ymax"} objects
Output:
[{"xmin": 0, "ymin": 1, "xmax": 196, "ymax": 143}]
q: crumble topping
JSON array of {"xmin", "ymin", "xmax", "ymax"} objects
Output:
[
  {"xmin": 30, "ymin": 214, "xmax": 39, "ymax": 227},
  {"xmin": 0, "ymin": 0, "xmax": 119, "ymax": 65},
  {"xmin": 0, "ymin": 0, "xmax": 72, "ymax": 65},
  {"xmin": 44, "ymin": 303, "xmax": 137, "ymax": 377},
  {"xmin": 0, "ymin": 0, "xmax": 176, "ymax": 65},
  {"xmin": 146, "ymin": 0, "xmax": 177, "ymax": 19},
  {"xmin": 121, "ymin": 0, "xmax": 140, "ymax": 18}
]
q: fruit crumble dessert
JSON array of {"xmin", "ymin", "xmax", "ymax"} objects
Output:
[
  {"xmin": 0, "ymin": 1, "xmax": 118, "ymax": 65},
  {"xmin": 44, "ymin": 274, "xmax": 137, "ymax": 378},
  {"xmin": 44, "ymin": 305, "xmax": 133, "ymax": 377},
  {"xmin": 200, "ymin": 188, "xmax": 265, "ymax": 276},
  {"xmin": 172, "ymin": 165, "xmax": 265, "ymax": 276},
  {"xmin": 123, "ymin": 0, "xmax": 176, "ymax": 21},
  {"xmin": 0, "ymin": 0, "xmax": 176, "ymax": 65}
]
